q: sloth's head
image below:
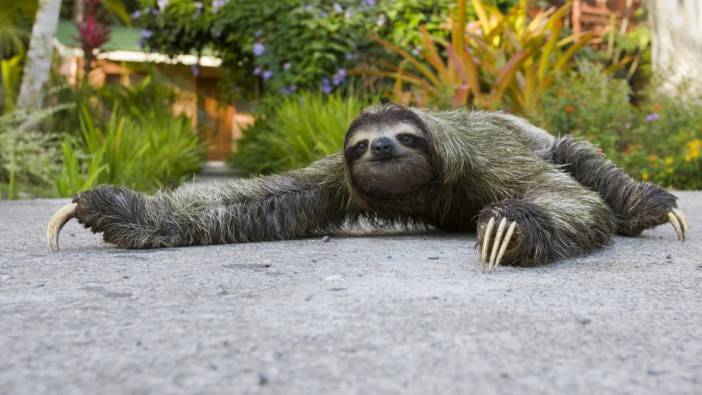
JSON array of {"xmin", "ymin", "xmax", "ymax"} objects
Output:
[{"xmin": 344, "ymin": 104, "xmax": 437, "ymax": 198}]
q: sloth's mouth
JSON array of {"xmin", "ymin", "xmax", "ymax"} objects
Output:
[{"xmin": 370, "ymin": 155, "xmax": 402, "ymax": 162}]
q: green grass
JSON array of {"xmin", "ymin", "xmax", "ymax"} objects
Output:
[{"xmin": 229, "ymin": 92, "xmax": 369, "ymax": 175}]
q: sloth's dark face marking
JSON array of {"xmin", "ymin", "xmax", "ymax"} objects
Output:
[{"xmin": 344, "ymin": 106, "xmax": 436, "ymax": 197}]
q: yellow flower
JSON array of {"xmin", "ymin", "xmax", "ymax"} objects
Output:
[
  {"xmin": 666, "ymin": 168, "xmax": 674, "ymax": 174},
  {"xmin": 685, "ymin": 154, "xmax": 692, "ymax": 162},
  {"xmin": 641, "ymin": 171, "xmax": 650, "ymax": 181},
  {"xmin": 664, "ymin": 157, "xmax": 674, "ymax": 165}
]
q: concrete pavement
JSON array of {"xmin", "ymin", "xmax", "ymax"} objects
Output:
[{"xmin": 1, "ymin": 193, "xmax": 701, "ymax": 394}]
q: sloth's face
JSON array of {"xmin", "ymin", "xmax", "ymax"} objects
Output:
[{"xmin": 344, "ymin": 121, "xmax": 435, "ymax": 197}]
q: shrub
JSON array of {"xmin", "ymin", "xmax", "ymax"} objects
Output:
[
  {"xmin": 0, "ymin": 106, "xmax": 67, "ymax": 199},
  {"xmin": 54, "ymin": 104, "xmax": 204, "ymax": 196},
  {"xmin": 229, "ymin": 92, "xmax": 368, "ymax": 175},
  {"xmin": 530, "ymin": 62, "xmax": 702, "ymax": 190},
  {"xmin": 527, "ymin": 61, "xmax": 635, "ymax": 156}
]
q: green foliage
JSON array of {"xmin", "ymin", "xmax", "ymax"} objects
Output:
[
  {"xmin": 135, "ymin": 0, "xmax": 517, "ymax": 98},
  {"xmin": 229, "ymin": 92, "xmax": 368, "ymax": 175},
  {"xmin": 530, "ymin": 62, "xmax": 702, "ymax": 190},
  {"xmin": 0, "ymin": 106, "xmax": 68, "ymax": 199},
  {"xmin": 55, "ymin": 103, "xmax": 204, "ymax": 196},
  {"xmin": 528, "ymin": 61, "xmax": 634, "ymax": 155},
  {"xmin": 368, "ymin": 0, "xmax": 593, "ymax": 112}
]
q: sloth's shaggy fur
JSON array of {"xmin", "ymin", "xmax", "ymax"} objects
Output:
[{"xmin": 73, "ymin": 104, "xmax": 679, "ymax": 266}]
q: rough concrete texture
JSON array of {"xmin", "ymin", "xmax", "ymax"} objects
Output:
[{"xmin": 1, "ymin": 192, "xmax": 701, "ymax": 395}]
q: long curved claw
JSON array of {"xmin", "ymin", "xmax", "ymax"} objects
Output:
[
  {"xmin": 479, "ymin": 217, "xmax": 519, "ymax": 274},
  {"xmin": 671, "ymin": 208, "xmax": 688, "ymax": 236},
  {"xmin": 480, "ymin": 217, "xmax": 495, "ymax": 271},
  {"xmin": 667, "ymin": 211, "xmax": 684, "ymax": 241},
  {"xmin": 487, "ymin": 218, "xmax": 508, "ymax": 273},
  {"xmin": 47, "ymin": 203, "xmax": 78, "ymax": 252},
  {"xmin": 492, "ymin": 221, "xmax": 517, "ymax": 273}
]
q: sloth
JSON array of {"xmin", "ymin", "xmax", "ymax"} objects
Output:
[{"xmin": 48, "ymin": 104, "xmax": 688, "ymax": 272}]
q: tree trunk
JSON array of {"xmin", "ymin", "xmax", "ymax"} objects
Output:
[
  {"xmin": 649, "ymin": 0, "xmax": 702, "ymax": 93},
  {"xmin": 16, "ymin": 0, "xmax": 62, "ymax": 111}
]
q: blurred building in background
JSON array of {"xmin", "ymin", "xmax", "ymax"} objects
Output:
[{"xmin": 53, "ymin": 19, "xmax": 253, "ymax": 161}]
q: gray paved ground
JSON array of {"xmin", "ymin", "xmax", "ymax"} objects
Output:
[{"xmin": 1, "ymin": 192, "xmax": 701, "ymax": 395}]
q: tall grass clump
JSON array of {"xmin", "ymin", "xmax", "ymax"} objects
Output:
[
  {"xmin": 55, "ymin": 104, "xmax": 204, "ymax": 197},
  {"xmin": 229, "ymin": 92, "xmax": 368, "ymax": 175}
]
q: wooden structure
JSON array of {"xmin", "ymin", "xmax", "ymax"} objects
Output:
[{"xmin": 572, "ymin": 0, "xmax": 641, "ymax": 43}]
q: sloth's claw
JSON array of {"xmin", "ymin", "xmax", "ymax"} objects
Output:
[
  {"xmin": 480, "ymin": 217, "xmax": 495, "ymax": 271},
  {"xmin": 667, "ymin": 209, "xmax": 688, "ymax": 241},
  {"xmin": 479, "ymin": 217, "xmax": 518, "ymax": 273},
  {"xmin": 47, "ymin": 203, "xmax": 78, "ymax": 252}
]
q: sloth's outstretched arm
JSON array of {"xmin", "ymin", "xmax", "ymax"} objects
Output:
[
  {"xmin": 48, "ymin": 154, "xmax": 352, "ymax": 250},
  {"xmin": 550, "ymin": 136, "xmax": 688, "ymax": 239},
  {"xmin": 476, "ymin": 170, "xmax": 616, "ymax": 271}
]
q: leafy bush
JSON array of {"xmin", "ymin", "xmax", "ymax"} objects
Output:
[
  {"xmin": 136, "ymin": 0, "xmax": 517, "ymax": 98},
  {"xmin": 0, "ymin": 106, "xmax": 67, "ymax": 199},
  {"xmin": 366, "ymin": 0, "xmax": 593, "ymax": 111},
  {"xmin": 229, "ymin": 92, "xmax": 368, "ymax": 175},
  {"xmin": 530, "ymin": 62, "xmax": 702, "ymax": 190},
  {"xmin": 54, "ymin": 104, "xmax": 204, "ymax": 196}
]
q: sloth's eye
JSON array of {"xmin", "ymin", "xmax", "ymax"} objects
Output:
[
  {"xmin": 355, "ymin": 141, "xmax": 368, "ymax": 151},
  {"xmin": 398, "ymin": 134, "xmax": 414, "ymax": 144}
]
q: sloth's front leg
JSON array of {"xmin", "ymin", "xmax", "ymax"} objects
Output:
[{"xmin": 476, "ymin": 178, "xmax": 617, "ymax": 271}]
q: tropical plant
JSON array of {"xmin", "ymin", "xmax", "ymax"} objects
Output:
[
  {"xmin": 54, "ymin": 104, "xmax": 205, "ymax": 197},
  {"xmin": 229, "ymin": 92, "xmax": 368, "ymax": 175},
  {"xmin": 365, "ymin": 0, "xmax": 594, "ymax": 112}
]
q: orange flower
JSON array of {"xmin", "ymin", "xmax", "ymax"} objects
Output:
[
  {"xmin": 652, "ymin": 103, "xmax": 662, "ymax": 113},
  {"xmin": 564, "ymin": 105, "xmax": 574, "ymax": 113}
]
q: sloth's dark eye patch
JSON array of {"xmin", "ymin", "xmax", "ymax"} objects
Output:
[
  {"xmin": 396, "ymin": 133, "xmax": 427, "ymax": 149},
  {"xmin": 345, "ymin": 139, "xmax": 369, "ymax": 162}
]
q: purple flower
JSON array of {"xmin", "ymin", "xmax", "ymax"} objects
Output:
[
  {"xmin": 345, "ymin": 53, "xmax": 355, "ymax": 60},
  {"xmin": 140, "ymin": 30, "xmax": 153, "ymax": 39},
  {"xmin": 332, "ymin": 68, "xmax": 347, "ymax": 86},
  {"xmin": 645, "ymin": 113, "xmax": 660, "ymax": 122},
  {"xmin": 253, "ymin": 43, "xmax": 265, "ymax": 56},
  {"xmin": 283, "ymin": 62, "xmax": 291, "ymax": 70},
  {"xmin": 131, "ymin": 10, "xmax": 141, "ymax": 18},
  {"xmin": 262, "ymin": 70, "xmax": 273, "ymax": 81},
  {"xmin": 253, "ymin": 67, "xmax": 261, "ymax": 75},
  {"xmin": 333, "ymin": 3, "xmax": 343, "ymax": 13},
  {"xmin": 280, "ymin": 85, "xmax": 298, "ymax": 95},
  {"xmin": 157, "ymin": 0, "xmax": 168, "ymax": 11},
  {"xmin": 363, "ymin": 0, "xmax": 376, "ymax": 6},
  {"xmin": 191, "ymin": 64, "xmax": 201, "ymax": 77},
  {"xmin": 344, "ymin": 9, "xmax": 354, "ymax": 18},
  {"xmin": 321, "ymin": 77, "xmax": 332, "ymax": 94}
]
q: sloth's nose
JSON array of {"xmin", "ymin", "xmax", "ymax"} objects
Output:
[{"xmin": 370, "ymin": 137, "xmax": 396, "ymax": 159}]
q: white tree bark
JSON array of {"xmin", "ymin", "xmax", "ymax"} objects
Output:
[
  {"xmin": 649, "ymin": 0, "xmax": 702, "ymax": 93},
  {"xmin": 16, "ymin": 0, "xmax": 62, "ymax": 111}
]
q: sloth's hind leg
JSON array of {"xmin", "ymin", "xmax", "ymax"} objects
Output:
[{"xmin": 549, "ymin": 136, "xmax": 688, "ymax": 239}]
